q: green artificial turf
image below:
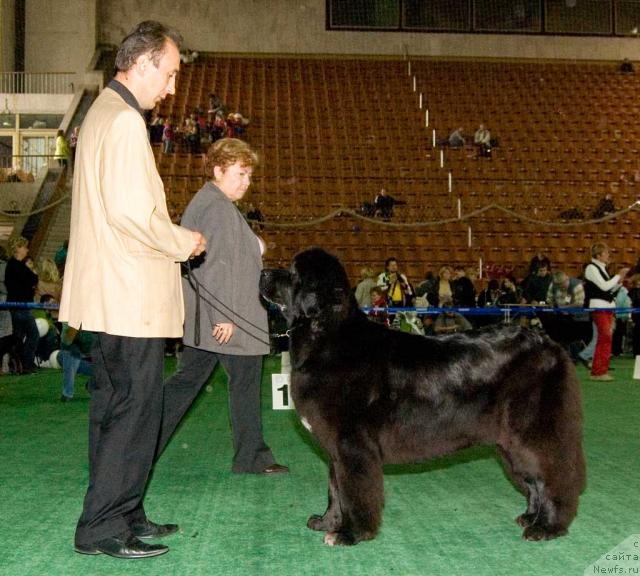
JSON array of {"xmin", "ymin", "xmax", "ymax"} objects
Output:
[{"xmin": 0, "ymin": 355, "xmax": 637, "ymax": 576}]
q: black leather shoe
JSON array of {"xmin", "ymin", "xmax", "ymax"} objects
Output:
[
  {"xmin": 262, "ymin": 463, "xmax": 289, "ymax": 475},
  {"xmin": 75, "ymin": 532, "xmax": 168, "ymax": 559},
  {"xmin": 130, "ymin": 519, "xmax": 179, "ymax": 539}
]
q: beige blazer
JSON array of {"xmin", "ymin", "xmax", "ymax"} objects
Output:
[{"xmin": 59, "ymin": 88, "xmax": 194, "ymax": 337}]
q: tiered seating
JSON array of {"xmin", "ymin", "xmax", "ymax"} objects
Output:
[{"xmin": 154, "ymin": 56, "xmax": 640, "ymax": 284}]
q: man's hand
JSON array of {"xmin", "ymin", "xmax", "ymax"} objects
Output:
[
  {"xmin": 190, "ymin": 231, "xmax": 207, "ymax": 257},
  {"xmin": 213, "ymin": 323, "xmax": 234, "ymax": 344}
]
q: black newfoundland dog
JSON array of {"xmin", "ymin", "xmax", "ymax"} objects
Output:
[{"xmin": 260, "ymin": 248, "xmax": 586, "ymax": 546}]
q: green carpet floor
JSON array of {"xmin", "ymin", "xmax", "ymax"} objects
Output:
[{"xmin": 0, "ymin": 354, "xmax": 637, "ymax": 576}]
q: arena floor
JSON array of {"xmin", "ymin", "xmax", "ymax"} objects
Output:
[{"xmin": 0, "ymin": 354, "xmax": 637, "ymax": 576}]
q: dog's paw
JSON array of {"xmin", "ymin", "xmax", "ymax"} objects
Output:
[
  {"xmin": 522, "ymin": 525, "xmax": 568, "ymax": 541},
  {"xmin": 515, "ymin": 513, "xmax": 536, "ymax": 528},
  {"xmin": 323, "ymin": 531, "xmax": 357, "ymax": 546}
]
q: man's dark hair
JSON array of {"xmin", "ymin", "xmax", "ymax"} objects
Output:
[
  {"xmin": 115, "ymin": 20, "xmax": 183, "ymax": 72},
  {"xmin": 385, "ymin": 257, "xmax": 397, "ymax": 270}
]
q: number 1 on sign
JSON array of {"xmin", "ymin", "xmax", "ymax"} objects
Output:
[{"xmin": 272, "ymin": 373, "xmax": 294, "ymax": 410}]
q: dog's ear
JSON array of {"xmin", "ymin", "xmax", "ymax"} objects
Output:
[{"xmin": 300, "ymin": 292, "xmax": 320, "ymax": 318}]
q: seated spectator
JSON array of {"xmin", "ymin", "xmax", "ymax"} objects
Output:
[
  {"xmin": 592, "ymin": 193, "xmax": 616, "ymax": 219},
  {"xmin": 499, "ymin": 278, "xmax": 519, "ymax": 304},
  {"xmin": 452, "ymin": 266, "xmax": 477, "ymax": 307},
  {"xmin": 33, "ymin": 294, "xmax": 60, "ymax": 366},
  {"xmin": 58, "ymin": 324, "xmax": 93, "ymax": 402},
  {"xmin": 448, "ymin": 127, "xmax": 465, "ymax": 148},
  {"xmin": 5, "ymin": 236, "xmax": 39, "ymax": 373},
  {"xmin": 355, "ymin": 267, "xmax": 378, "ymax": 308},
  {"xmin": 226, "ymin": 112, "xmax": 250, "ymax": 138},
  {"xmin": 474, "ymin": 123, "xmax": 492, "ymax": 157},
  {"xmin": 434, "ymin": 310, "xmax": 473, "ymax": 335},
  {"xmin": 540, "ymin": 271, "xmax": 590, "ymax": 350},
  {"xmin": 208, "ymin": 93, "xmax": 227, "ymax": 123},
  {"xmin": 367, "ymin": 286, "xmax": 389, "ymax": 325},
  {"xmin": 373, "ymin": 188, "xmax": 397, "ymax": 220},
  {"xmin": 620, "ymin": 58, "xmax": 634, "ymax": 74},
  {"xmin": 522, "ymin": 263, "xmax": 552, "ymax": 304},
  {"xmin": 180, "ymin": 49, "xmax": 198, "ymax": 64},
  {"xmin": 474, "ymin": 124, "xmax": 491, "ymax": 147},
  {"xmin": 377, "ymin": 257, "xmax": 414, "ymax": 307},
  {"xmin": 477, "ymin": 279, "xmax": 501, "ymax": 308}
]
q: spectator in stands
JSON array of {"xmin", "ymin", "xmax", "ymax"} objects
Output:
[
  {"xmin": 54, "ymin": 130, "xmax": 70, "ymax": 168},
  {"xmin": 452, "ymin": 266, "xmax": 476, "ymax": 307},
  {"xmin": 541, "ymin": 270, "xmax": 588, "ymax": 350},
  {"xmin": 474, "ymin": 123, "xmax": 492, "ymax": 157},
  {"xmin": 628, "ymin": 274, "xmax": 640, "ymax": 356},
  {"xmin": 226, "ymin": 112, "xmax": 250, "ymax": 138},
  {"xmin": 435, "ymin": 266, "xmax": 454, "ymax": 307},
  {"xmin": 0, "ymin": 246, "xmax": 13, "ymax": 372},
  {"xmin": 522, "ymin": 263, "xmax": 552, "ymax": 304},
  {"xmin": 5, "ymin": 236, "xmax": 39, "ymax": 373},
  {"xmin": 415, "ymin": 270, "xmax": 438, "ymax": 306},
  {"xmin": 58, "ymin": 323, "xmax": 93, "ymax": 402},
  {"xmin": 377, "ymin": 257, "xmax": 414, "ymax": 307},
  {"xmin": 355, "ymin": 266, "xmax": 378, "ymax": 308},
  {"xmin": 474, "ymin": 124, "xmax": 491, "ymax": 147},
  {"xmin": 448, "ymin": 127, "xmax": 465, "ymax": 148},
  {"xmin": 373, "ymin": 188, "xmax": 397, "ymax": 220},
  {"xmin": 583, "ymin": 242, "xmax": 629, "ymax": 381},
  {"xmin": 499, "ymin": 277, "xmax": 519, "ymax": 304},
  {"xmin": 208, "ymin": 93, "xmax": 227, "ymax": 123},
  {"xmin": 69, "ymin": 126, "xmax": 80, "ymax": 166},
  {"xmin": 33, "ymin": 293, "xmax": 60, "ymax": 365},
  {"xmin": 620, "ymin": 58, "xmax": 634, "ymax": 74},
  {"xmin": 528, "ymin": 251, "xmax": 551, "ymax": 275},
  {"xmin": 434, "ymin": 310, "xmax": 472, "ymax": 335},
  {"xmin": 54, "ymin": 240, "xmax": 68, "ymax": 277},
  {"xmin": 159, "ymin": 137, "xmax": 287, "ymax": 476},
  {"xmin": 184, "ymin": 113, "xmax": 200, "ymax": 153},
  {"xmin": 477, "ymin": 279, "xmax": 501, "ymax": 308},
  {"xmin": 612, "ymin": 282, "xmax": 632, "ymax": 356},
  {"xmin": 36, "ymin": 258, "xmax": 63, "ymax": 303},
  {"xmin": 162, "ymin": 118, "xmax": 174, "ymax": 154},
  {"xmin": 592, "ymin": 193, "xmax": 616, "ymax": 219}
]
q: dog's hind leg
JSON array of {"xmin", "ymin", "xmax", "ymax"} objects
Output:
[
  {"xmin": 323, "ymin": 436, "xmax": 384, "ymax": 546},
  {"xmin": 497, "ymin": 447, "xmax": 542, "ymax": 529},
  {"xmin": 308, "ymin": 462, "xmax": 342, "ymax": 532}
]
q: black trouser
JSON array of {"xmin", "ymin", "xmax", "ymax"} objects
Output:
[
  {"xmin": 158, "ymin": 346, "xmax": 275, "ymax": 473},
  {"xmin": 75, "ymin": 334, "xmax": 164, "ymax": 546}
]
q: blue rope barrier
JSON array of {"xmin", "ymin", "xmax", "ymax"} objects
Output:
[
  {"xmin": 0, "ymin": 301, "xmax": 59, "ymax": 310},
  {"xmin": 361, "ymin": 306, "xmax": 640, "ymax": 316}
]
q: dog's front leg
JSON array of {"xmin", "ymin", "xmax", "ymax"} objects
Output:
[
  {"xmin": 307, "ymin": 461, "xmax": 342, "ymax": 532},
  {"xmin": 323, "ymin": 437, "xmax": 384, "ymax": 546}
]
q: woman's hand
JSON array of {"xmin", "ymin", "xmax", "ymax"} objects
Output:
[{"xmin": 213, "ymin": 323, "xmax": 234, "ymax": 344}]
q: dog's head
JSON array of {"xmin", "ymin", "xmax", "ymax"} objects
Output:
[{"xmin": 260, "ymin": 247, "xmax": 356, "ymax": 329}]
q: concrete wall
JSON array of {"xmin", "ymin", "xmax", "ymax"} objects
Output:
[
  {"xmin": 25, "ymin": 0, "xmax": 96, "ymax": 75},
  {"xmin": 0, "ymin": 0, "xmax": 15, "ymax": 72},
  {"xmin": 97, "ymin": 0, "xmax": 640, "ymax": 61}
]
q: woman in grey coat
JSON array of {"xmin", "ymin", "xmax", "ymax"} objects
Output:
[{"xmin": 157, "ymin": 138, "xmax": 287, "ymax": 474}]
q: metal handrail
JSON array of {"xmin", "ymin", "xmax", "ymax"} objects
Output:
[{"xmin": 0, "ymin": 72, "xmax": 75, "ymax": 94}]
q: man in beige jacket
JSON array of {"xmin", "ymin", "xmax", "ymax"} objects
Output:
[{"xmin": 59, "ymin": 21, "xmax": 206, "ymax": 559}]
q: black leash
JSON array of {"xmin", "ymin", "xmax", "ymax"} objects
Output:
[{"xmin": 182, "ymin": 260, "xmax": 288, "ymax": 347}]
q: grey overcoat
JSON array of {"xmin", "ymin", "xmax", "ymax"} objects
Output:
[{"xmin": 180, "ymin": 182, "xmax": 270, "ymax": 356}]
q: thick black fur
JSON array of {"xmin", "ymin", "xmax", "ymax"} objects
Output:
[{"xmin": 260, "ymin": 248, "xmax": 586, "ymax": 546}]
